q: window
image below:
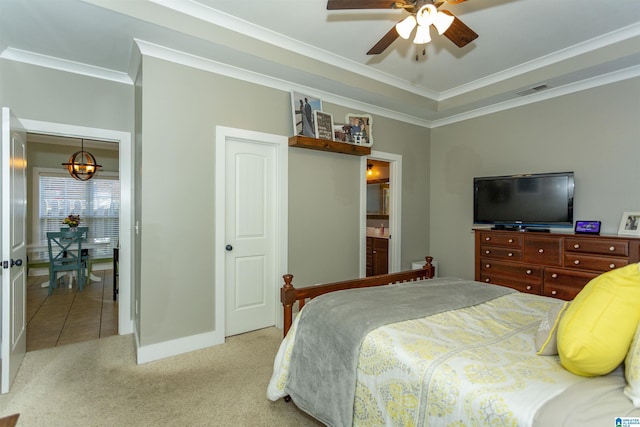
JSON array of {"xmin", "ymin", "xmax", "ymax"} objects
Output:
[{"xmin": 38, "ymin": 170, "xmax": 120, "ymax": 245}]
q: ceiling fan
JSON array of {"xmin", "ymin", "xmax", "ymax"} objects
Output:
[{"xmin": 326, "ymin": 0, "xmax": 478, "ymax": 55}]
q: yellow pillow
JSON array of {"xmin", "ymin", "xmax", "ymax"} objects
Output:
[{"xmin": 558, "ymin": 263, "xmax": 640, "ymax": 377}]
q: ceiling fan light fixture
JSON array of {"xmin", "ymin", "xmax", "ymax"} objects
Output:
[
  {"xmin": 433, "ymin": 11, "xmax": 454, "ymax": 35},
  {"xmin": 415, "ymin": 4, "xmax": 437, "ymax": 27},
  {"xmin": 413, "ymin": 24, "xmax": 431, "ymax": 45},
  {"xmin": 395, "ymin": 15, "xmax": 416, "ymax": 39}
]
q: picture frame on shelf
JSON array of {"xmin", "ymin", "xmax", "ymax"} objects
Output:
[
  {"xmin": 291, "ymin": 92, "xmax": 322, "ymax": 137},
  {"xmin": 345, "ymin": 113, "xmax": 373, "ymax": 146},
  {"xmin": 333, "ymin": 123, "xmax": 349, "ymax": 142},
  {"xmin": 314, "ymin": 111, "xmax": 334, "ymax": 140},
  {"xmin": 618, "ymin": 211, "xmax": 640, "ymax": 236}
]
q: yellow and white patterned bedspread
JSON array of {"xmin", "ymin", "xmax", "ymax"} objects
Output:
[{"xmin": 268, "ymin": 292, "xmax": 586, "ymax": 427}]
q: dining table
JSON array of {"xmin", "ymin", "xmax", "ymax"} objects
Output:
[{"xmin": 27, "ymin": 237, "xmax": 113, "ymax": 288}]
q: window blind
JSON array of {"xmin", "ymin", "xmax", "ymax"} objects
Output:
[{"xmin": 39, "ymin": 174, "xmax": 120, "ymax": 246}]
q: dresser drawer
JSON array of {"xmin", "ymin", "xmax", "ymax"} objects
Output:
[
  {"xmin": 480, "ymin": 246, "xmax": 522, "ymax": 260},
  {"xmin": 523, "ymin": 236, "xmax": 562, "ymax": 266},
  {"xmin": 565, "ymin": 237, "xmax": 629, "ymax": 257},
  {"xmin": 544, "ymin": 267, "xmax": 598, "ymax": 290},
  {"xmin": 563, "ymin": 254, "xmax": 628, "ymax": 272},
  {"xmin": 480, "ymin": 258, "xmax": 541, "ymax": 283},
  {"xmin": 479, "ymin": 232, "xmax": 522, "ymax": 247},
  {"xmin": 542, "ymin": 283, "xmax": 583, "ymax": 300},
  {"xmin": 480, "ymin": 273, "xmax": 542, "ymax": 295}
]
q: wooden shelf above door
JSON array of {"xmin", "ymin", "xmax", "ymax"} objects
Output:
[{"xmin": 288, "ymin": 135, "xmax": 371, "ymax": 156}]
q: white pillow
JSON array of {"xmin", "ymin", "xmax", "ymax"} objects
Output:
[{"xmin": 624, "ymin": 321, "xmax": 640, "ymax": 408}]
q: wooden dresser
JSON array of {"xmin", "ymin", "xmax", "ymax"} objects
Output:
[{"xmin": 474, "ymin": 229, "xmax": 640, "ymax": 300}]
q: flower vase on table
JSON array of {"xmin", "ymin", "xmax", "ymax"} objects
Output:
[{"xmin": 63, "ymin": 214, "xmax": 81, "ymax": 231}]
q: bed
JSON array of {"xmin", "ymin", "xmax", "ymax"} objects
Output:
[{"xmin": 267, "ymin": 258, "xmax": 640, "ymax": 426}]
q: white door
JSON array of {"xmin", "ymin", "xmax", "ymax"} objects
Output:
[
  {"xmin": 1, "ymin": 108, "xmax": 27, "ymax": 393},
  {"xmin": 224, "ymin": 138, "xmax": 277, "ymax": 336}
]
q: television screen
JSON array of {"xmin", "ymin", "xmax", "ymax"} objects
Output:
[{"xmin": 474, "ymin": 172, "xmax": 574, "ymax": 228}]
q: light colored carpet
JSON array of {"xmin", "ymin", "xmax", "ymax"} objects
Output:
[{"xmin": 0, "ymin": 327, "xmax": 322, "ymax": 426}]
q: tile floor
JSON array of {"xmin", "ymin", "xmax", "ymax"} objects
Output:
[{"xmin": 26, "ymin": 269, "xmax": 118, "ymax": 352}]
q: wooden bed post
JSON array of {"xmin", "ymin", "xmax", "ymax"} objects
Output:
[
  {"xmin": 423, "ymin": 256, "xmax": 434, "ymax": 277},
  {"xmin": 281, "ymin": 274, "xmax": 296, "ymax": 338}
]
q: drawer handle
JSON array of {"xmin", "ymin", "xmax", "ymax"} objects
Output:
[
  {"xmin": 508, "ymin": 252, "xmax": 513, "ymax": 257},
  {"xmin": 508, "ymin": 239, "xmax": 514, "ymax": 243},
  {"xmin": 609, "ymin": 263, "xmax": 615, "ymax": 269},
  {"xmin": 551, "ymin": 290, "xmax": 557, "ymax": 295},
  {"xmin": 485, "ymin": 264, "xmax": 491, "ymax": 268},
  {"xmin": 609, "ymin": 246, "xmax": 615, "ymax": 251},
  {"xmin": 485, "ymin": 237, "xmax": 491, "ymax": 241},
  {"xmin": 574, "ymin": 260, "xmax": 580, "ymax": 265},
  {"xmin": 526, "ymin": 269, "xmax": 532, "ymax": 275},
  {"xmin": 485, "ymin": 250, "xmax": 491, "ymax": 254},
  {"xmin": 485, "ymin": 279, "xmax": 490, "ymax": 283},
  {"xmin": 538, "ymin": 249, "xmax": 544, "ymax": 254},
  {"xmin": 526, "ymin": 285, "xmax": 532, "ymax": 290},
  {"xmin": 551, "ymin": 273, "xmax": 558, "ymax": 279},
  {"xmin": 573, "ymin": 244, "xmax": 580, "ymax": 249}
]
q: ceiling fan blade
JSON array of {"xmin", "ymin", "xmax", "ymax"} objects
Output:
[
  {"xmin": 434, "ymin": 0, "xmax": 467, "ymax": 6},
  {"xmin": 367, "ymin": 25, "xmax": 400, "ymax": 55},
  {"xmin": 327, "ymin": 0, "xmax": 403, "ymax": 10},
  {"xmin": 440, "ymin": 10, "xmax": 478, "ymax": 48}
]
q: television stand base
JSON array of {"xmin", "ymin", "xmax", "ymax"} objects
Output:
[{"xmin": 491, "ymin": 225, "xmax": 551, "ymax": 232}]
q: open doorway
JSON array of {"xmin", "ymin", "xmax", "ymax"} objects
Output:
[
  {"xmin": 25, "ymin": 133, "xmax": 119, "ymax": 351},
  {"xmin": 365, "ymin": 159, "xmax": 390, "ymax": 276},
  {"xmin": 360, "ymin": 151, "xmax": 402, "ymax": 276}
]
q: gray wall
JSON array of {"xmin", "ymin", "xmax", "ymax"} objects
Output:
[
  {"xmin": 137, "ymin": 56, "xmax": 431, "ymax": 346},
  {"xmin": 429, "ymin": 77, "xmax": 640, "ymax": 279},
  {"xmin": 0, "ymin": 60, "xmax": 133, "ymax": 132}
]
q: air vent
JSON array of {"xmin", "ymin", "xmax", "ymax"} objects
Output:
[{"xmin": 516, "ymin": 84, "xmax": 551, "ymax": 96}]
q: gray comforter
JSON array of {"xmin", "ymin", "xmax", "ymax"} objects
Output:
[{"xmin": 284, "ymin": 277, "xmax": 515, "ymax": 427}]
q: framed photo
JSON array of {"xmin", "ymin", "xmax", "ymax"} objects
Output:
[
  {"xmin": 618, "ymin": 212, "xmax": 640, "ymax": 236},
  {"xmin": 314, "ymin": 111, "xmax": 334, "ymax": 141},
  {"xmin": 291, "ymin": 92, "xmax": 322, "ymax": 137},
  {"xmin": 345, "ymin": 113, "xmax": 373, "ymax": 146},
  {"xmin": 333, "ymin": 123, "xmax": 349, "ymax": 142}
]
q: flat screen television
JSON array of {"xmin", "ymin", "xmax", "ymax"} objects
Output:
[{"xmin": 473, "ymin": 172, "xmax": 574, "ymax": 230}]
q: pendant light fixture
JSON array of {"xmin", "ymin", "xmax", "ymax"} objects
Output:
[{"xmin": 62, "ymin": 138, "xmax": 102, "ymax": 181}]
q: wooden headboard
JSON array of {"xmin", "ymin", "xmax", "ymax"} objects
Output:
[{"xmin": 280, "ymin": 256, "xmax": 435, "ymax": 336}]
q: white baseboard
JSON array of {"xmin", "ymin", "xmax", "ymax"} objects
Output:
[{"xmin": 136, "ymin": 330, "xmax": 225, "ymax": 364}]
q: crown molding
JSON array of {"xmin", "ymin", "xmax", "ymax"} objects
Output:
[
  {"xmin": 149, "ymin": 0, "xmax": 441, "ymax": 101},
  {"xmin": 431, "ymin": 63, "xmax": 640, "ymax": 128},
  {"xmin": 0, "ymin": 47, "xmax": 132, "ymax": 85},
  {"xmin": 440, "ymin": 22, "xmax": 640, "ymax": 101},
  {"xmin": 134, "ymin": 39, "xmax": 433, "ymax": 128}
]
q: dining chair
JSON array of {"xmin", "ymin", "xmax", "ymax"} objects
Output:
[
  {"xmin": 46, "ymin": 231, "xmax": 87, "ymax": 295},
  {"xmin": 61, "ymin": 226, "xmax": 90, "ymax": 274}
]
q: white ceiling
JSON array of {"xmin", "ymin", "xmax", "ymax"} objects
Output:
[{"xmin": 1, "ymin": 0, "xmax": 640, "ymax": 127}]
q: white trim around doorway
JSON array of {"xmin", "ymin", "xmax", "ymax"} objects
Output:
[
  {"xmin": 19, "ymin": 118, "xmax": 133, "ymax": 335},
  {"xmin": 214, "ymin": 126, "xmax": 288, "ymax": 336}
]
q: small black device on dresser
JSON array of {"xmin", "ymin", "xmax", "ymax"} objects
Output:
[{"xmin": 575, "ymin": 220, "xmax": 601, "ymax": 235}]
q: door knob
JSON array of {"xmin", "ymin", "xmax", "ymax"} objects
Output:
[
  {"xmin": 11, "ymin": 259, "xmax": 23, "ymax": 267},
  {"xmin": 225, "ymin": 245, "xmax": 233, "ymax": 251}
]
